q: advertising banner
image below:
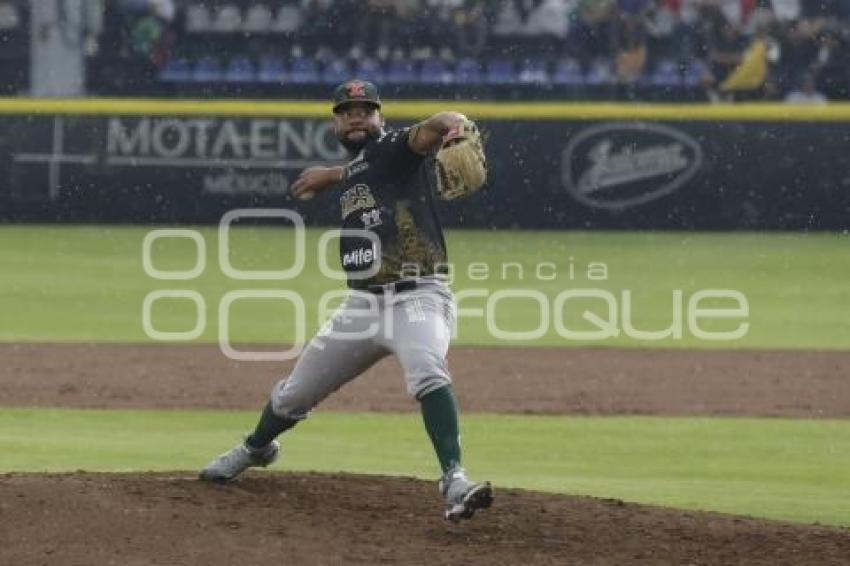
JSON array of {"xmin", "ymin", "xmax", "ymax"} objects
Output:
[{"xmin": 1, "ymin": 112, "xmax": 848, "ymax": 229}]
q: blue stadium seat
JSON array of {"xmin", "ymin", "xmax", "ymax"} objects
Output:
[
  {"xmin": 518, "ymin": 59, "xmax": 549, "ymax": 85},
  {"xmin": 192, "ymin": 56, "xmax": 223, "ymax": 82},
  {"xmin": 321, "ymin": 59, "xmax": 352, "ymax": 84},
  {"xmin": 258, "ymin": 55, "xmax": 285, "ymax": 83},
  {"xmin": 486, "ymin": 59, "xmax": 515, "ymax": 85},
  {"xmin": 224, "ymin": 56, "xmax": 256, "ymax": 83},
  {"xmin": 552, "ymin": 58, "xmax": 584, "ymax": 86},
  {"xmin": 454, "ymin": 58, "xmax": 483, "ymax": 85},
  {"xmin": 289, "ymin": 57, "xmax": 320, "ymax": 84},
  {"xmin": 585, "ymin": 58, "xmax": 614, "ymax": 85},
  {"xmin": 160, "ymin": 57, "xmax": 191, "ymax": 82},
  {"xmin": 419, "ymin": 59, "xmax": 452, "ymax": 84},
  {"xmin": 385, "ymin": 59, "xmax": 417, "ymax": 84},
  {"xmin": 682, "ymin": 59, "xmax": 707, "ymax": 87},
  {"xmin": 646, "ymin": 58, "xmax": 681, "ymax": 87},
  {"xmin": 353, "ymin": 58, "xmax": 385, "ymax": 83}
]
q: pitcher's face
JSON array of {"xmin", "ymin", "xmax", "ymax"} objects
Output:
[{"xmin": 333, "ymin": 102, "xmax": 384, "ymax": 153}]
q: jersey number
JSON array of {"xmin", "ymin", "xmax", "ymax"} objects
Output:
[{"xmin": 361, "ymin": 209, "xmax": 382, "ymax": 229}]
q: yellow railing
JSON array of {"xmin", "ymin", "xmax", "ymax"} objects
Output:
[{"xmin": 0, "ymin": 97, "xmax": 849, "ymax": 121}]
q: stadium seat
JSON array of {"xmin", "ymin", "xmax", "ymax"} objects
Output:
[
  {"xmin": 192, "ymin": 56, "xmax": 223, "ymax": 82},
  {"xmin": 321, "ymin": 59, "xmax": 352, "ymax": 84},
  {"xmin": 385, "ymin": 59, "xmax": 417, "ymax": 84},
  {"xmin": 243, "ymin": 5, "xmax": 273, "ymax": 33},
  {"xmin": 585, "ymin": 58, "xmax": 614, "ymax": 85},
  {"xmin": 272, "ymin": 4, "xmax": 303, "ymax": 33},
  {"xmin": 185, "ymin": 4, "xmax": 212, "ymax": 33},
  {"xmin": 213, "ymin": 4, "xmax": 242, "ymax": 33},
  {"xmin": 289, "ymin": 57, "xmax": 320, "ymax": 84},
  {"xmin": 224, "ymin": 56, "xmax": 256, "ymax": 83},
  {"xmin": 243, "ymin": 5, "xmax": 272, "ymax": 33},
  {"xmin": 486, "ymin": 59, "xmax": 515, "ymax": 85},
  {"xmin": 419, "ymin": 59, "xmax": 452, "ymax": 84},
  {"xmin": 353, "ymin": 58, "xmax": 385, "ymax": 83},
  {"xmin": 257, "ymin": 55, "xmax": 285, "ymax": 83},
  {"xmin": 454, "ymin": 58, "xmax": 483, "ymax": 85},
  {"xmin": 682, "ymin": 60, "xmax": 707, "ymax": 87},
  {"xmin": 160, "ymin": 58, "xmax": 191, "ymax": 82},
  {"xmin": 518, "ymin": 59, "xmax": 549, "ymax": 85},
  {"xmin": 646, "ymin": 59, "xmax": 681, "ymax": 87},
  {"xmin": 552, "ymin": 58, "xmax": 584, "ymax": 86}
]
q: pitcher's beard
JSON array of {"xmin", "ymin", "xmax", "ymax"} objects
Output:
[{"xmin": 339, "ymin": 129, "xmax": 379, "ymax": 154}]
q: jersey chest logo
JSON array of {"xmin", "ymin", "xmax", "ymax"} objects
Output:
[{"xmin": 340, "ymin": 184, "xmax": 377, "ymax": 219}]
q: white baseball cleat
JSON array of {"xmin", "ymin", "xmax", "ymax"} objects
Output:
[
  {"xmin": 199, "ymin": 439, "xmax": 280, "ymax": 482},
  {"xmin": 439, "ymin": 466, "xmax": 493, "ymax": 522}
]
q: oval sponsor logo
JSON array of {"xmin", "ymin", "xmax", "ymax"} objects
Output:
[{"xmin": 561, "ymin": 122, "xmax": 703, "ymax": 210}]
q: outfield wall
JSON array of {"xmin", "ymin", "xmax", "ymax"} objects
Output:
[{"xmin": 1, "ymin": 99, "xmax": 848, "ymax": 229}]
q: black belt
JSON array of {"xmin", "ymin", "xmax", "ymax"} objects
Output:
[{"xmin": 366, "ymin": 280, "xmax": 418, "ymax": 294}]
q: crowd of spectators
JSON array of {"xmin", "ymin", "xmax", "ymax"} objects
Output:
[
  {"xmin": 0, "ymin": 0, "xmax": 29, "ymax": 95},
  {"xmin": 96, "ymin": 0, "xmax": 850, "ymax": 101}
]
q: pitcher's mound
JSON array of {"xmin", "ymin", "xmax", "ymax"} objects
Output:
[{"xmin": 1, "ymin": 472, "xmax": 847, "ymax": 565}]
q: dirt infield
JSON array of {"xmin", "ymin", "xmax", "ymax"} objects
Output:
[
  {"xmin": 2, "ymin": 343, "xmax": 849, "ymax": 416},
  {"xmin": 2, "ymin": 472, "xmax": 849, "ymax": 566},
  {"xmin": 3, "ymin": 343, "xmax": 849, "ymax": 564}
]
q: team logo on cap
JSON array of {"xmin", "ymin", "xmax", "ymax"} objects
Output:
[{"xmin": 346, "ymin": 80, "xmax": 366, "ymax": 97}]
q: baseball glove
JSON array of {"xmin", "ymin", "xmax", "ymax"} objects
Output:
[{"xmin": 434, "ymin": 119, "xmax": 487, "ymax": 201}]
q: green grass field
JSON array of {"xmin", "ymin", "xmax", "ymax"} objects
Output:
[
  {"xmin": 1, "ymin": 408, "xmax": 847, "ymax": 526},
  {"xmin": 1, "ymin": 225, "xmax": 848, "ymax": 349},
  {"xmin": 1, "ymin": 225, "xmax": 847, "ymax": 528}
]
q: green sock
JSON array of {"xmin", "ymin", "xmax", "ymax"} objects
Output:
[
  {"xmin": 245, "ymin": 401, "xmax": 298, "ymax": 449},
  {"xmin": 420, "ymin": 385, "xmax": 462, "ymax": 473}
]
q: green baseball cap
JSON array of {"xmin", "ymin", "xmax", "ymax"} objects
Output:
[{"xmin": 332, "ymin": 79, "xmax": 381, "ymax": 113}]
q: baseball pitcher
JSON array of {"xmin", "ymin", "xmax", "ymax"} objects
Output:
[{"xmin": 200, "ymin": 79, "xmax": 490, "ymax": 522}]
